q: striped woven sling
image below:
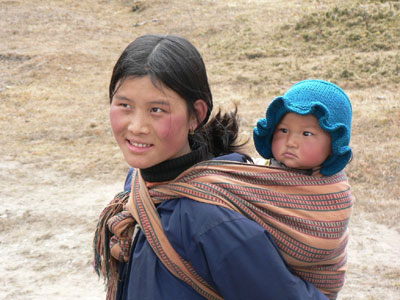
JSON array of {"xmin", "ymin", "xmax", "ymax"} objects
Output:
[{"xmin": 94, "ymin": 160, "xmax": 353, "ymax": 300}]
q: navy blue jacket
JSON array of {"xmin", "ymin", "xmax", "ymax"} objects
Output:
[{"xmin": 117, "ymin": 154, "xmax": 328, "ymax": 300}]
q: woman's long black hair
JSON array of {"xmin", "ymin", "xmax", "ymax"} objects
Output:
[{"xmin": 109, "ymin": 34, "xmax": 248, "ymax": 160}]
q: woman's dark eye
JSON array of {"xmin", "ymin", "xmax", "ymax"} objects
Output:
[{"xmin": 151, "ymin": 108, "xmax": 163, "ymax": 113}]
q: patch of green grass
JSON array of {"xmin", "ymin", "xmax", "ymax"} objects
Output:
[
  {"xmin": 259, "ymin": 1, "xmax": 400, "ymax": 88},
  {"xmin": 286, "ymin": 2, "xmax": 400, "ymax": 54},
  {"xmin": 200, "ymin": 1, "xmax": 399, "ymax": 90}
]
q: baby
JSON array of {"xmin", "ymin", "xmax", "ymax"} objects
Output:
[
  {"xmin": 253, "ymin": 79, "xmax": 353, "ymax": 299},
  {"xmin": 254, "ymin": 79, "xmax": 352, "ymax": 177}
]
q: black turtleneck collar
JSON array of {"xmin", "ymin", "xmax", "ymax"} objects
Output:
[{"xmin": 140, "ymin": 147, "xmax": 213, "ymax": 183}]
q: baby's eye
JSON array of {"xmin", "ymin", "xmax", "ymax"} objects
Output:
[
  {"xmin": 303, "ymin": 131, "xmax": 313, "ymax": 136},
  {"xmin": 279, "ymin": 128, "xmax": 288, "ymax": 133}
]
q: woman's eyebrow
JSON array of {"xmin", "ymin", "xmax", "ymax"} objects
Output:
[
  {"xmin": 113, "ymin": 95, "xmax": 170, "ymax": 106},
  {"xmin": 149, "ymin": 100, "xmax": 170, "ymax": 107},
  {"xmin": 114, "ymin": 95, "xmax": 133, "ymax": 102}
]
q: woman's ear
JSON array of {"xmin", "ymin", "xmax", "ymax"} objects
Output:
[{"xmin": 191, "ymin": 99, "xmax": 208, "ymax": 129}]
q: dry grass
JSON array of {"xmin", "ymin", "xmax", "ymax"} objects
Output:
[
  {"xmin": 0, "ymin": 0, "xmax": 399, "ymax": 298},
  {"xmin": 1, "ymin": 0, "xmax": 399, "ymax": 243}
]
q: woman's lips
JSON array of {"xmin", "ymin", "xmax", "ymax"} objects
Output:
[
  {"xmin": 126, "ymin": 139, "xmax": 153, "ymax": 152},
  {"xmin": 128, "ymin": 140, "xmax": 152, "ymax": 148}
]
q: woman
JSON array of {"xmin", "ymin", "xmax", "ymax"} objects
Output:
[{"xmin": 94, "ymin": 34, "xmax": 328, "ymax": 300}]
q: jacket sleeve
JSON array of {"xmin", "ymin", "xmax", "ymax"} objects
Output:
[
  {"xmin": 123, "ymin": 168, "xmax": 134, "ymax": 191},
  {"xmin": 186, "ymin": 210, "xmax": 328, "ymax": 300}
]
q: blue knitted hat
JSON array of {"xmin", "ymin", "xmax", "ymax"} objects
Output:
[{"xmin": 253, "ymin": 79, "xmax": 352, "ymax": 176}]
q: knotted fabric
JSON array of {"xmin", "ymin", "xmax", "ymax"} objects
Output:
[{"xmin": 93, "ymin": 160, "xmax": 353, "ymax": 300}]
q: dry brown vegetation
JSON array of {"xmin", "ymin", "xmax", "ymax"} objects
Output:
[{"xmin": 1, "ymin": 0, "xmax": 399, "ymax": 299}]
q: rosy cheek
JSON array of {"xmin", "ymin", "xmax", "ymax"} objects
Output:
[
  {"xmin": 109, "ymin": 107, "xmax": 124, "ymax": 133},
  {"xmin": 156, "ymin": 115, "xmax": 188, "ymax": 140},
  {"xmin": 271, "ymin": 135, "xmax": 283, "ymax": 151}
]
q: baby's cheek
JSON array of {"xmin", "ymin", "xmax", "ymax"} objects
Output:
[
  {"xmin": 271, "ymin": 136, "xmax": 283, "ymax": 154},
  {"xmin": 303, "ymin": 145, "xmax": 324, "ymax": 164}
]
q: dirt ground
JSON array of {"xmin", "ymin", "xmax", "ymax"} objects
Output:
[{"xmin": 1, "ymin": 0, "xmax": 399, "ymax": 299}]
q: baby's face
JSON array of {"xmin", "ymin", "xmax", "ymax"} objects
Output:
[{"xmin": 271, "ymin": 113, "xmax": 332, "ymax": 170}]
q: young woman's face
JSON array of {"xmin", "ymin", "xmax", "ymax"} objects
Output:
[
  {"xmin": 271, "ymin": 113, "xmax": 332, "ymax": 170},
  {"xmin": 110, "ymin": 76, "xmax": 196, "ymax": 169}
]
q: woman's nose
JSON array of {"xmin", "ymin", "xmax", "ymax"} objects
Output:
[{"xmin": 127, "ymin": 112, "xmax": 150, "ymax": 134}]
